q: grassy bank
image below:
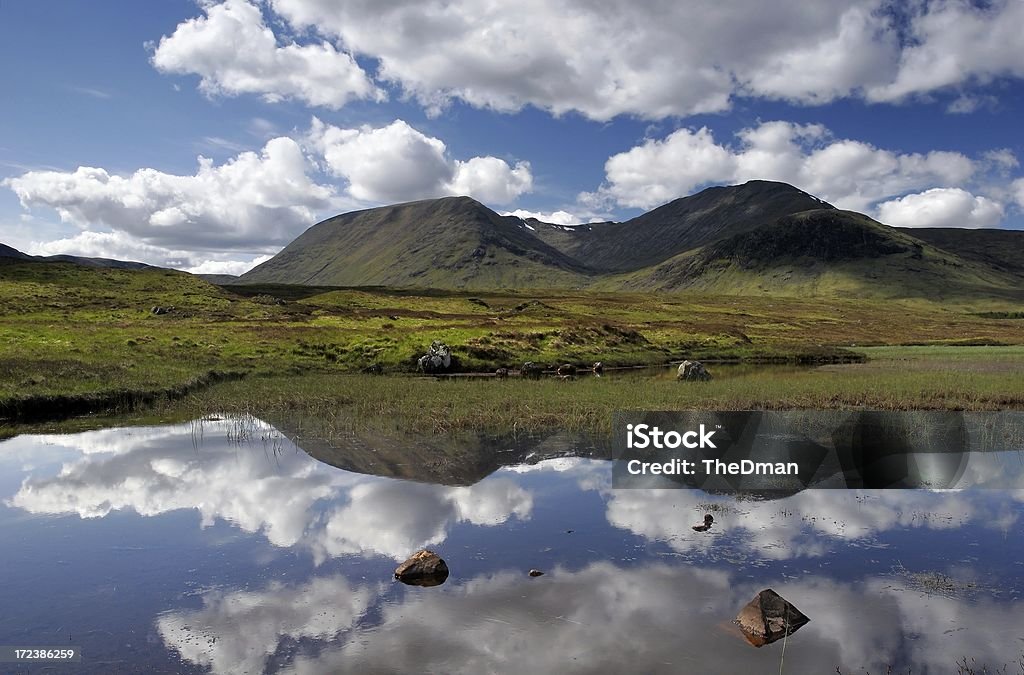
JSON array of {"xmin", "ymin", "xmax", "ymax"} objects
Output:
[
  {"xmin": 2, "ymin": 261, "xmax": 1024, "ymax": 426},
  {"xmin": 71, "ymin": 347, "xmax": 1015, "ymax": 439}
]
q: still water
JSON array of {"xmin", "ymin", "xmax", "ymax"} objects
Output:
[{"xmin": 1, "ymin": 417, "xmax": 1023, "ymax": 673}]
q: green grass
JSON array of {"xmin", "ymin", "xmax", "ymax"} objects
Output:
[
  {"xmin": 101, "ymin": 346, "xmax": 1021, "ymax": 438},
  {"xmin": 2, "ymin": 261, "xmax": 1024, "ymax": 426}
]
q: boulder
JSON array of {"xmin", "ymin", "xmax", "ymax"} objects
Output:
[
  {"xmin": 592, "ymin": 361, "xmax": 604, "ymax": 374},
  {"xmin": 556, "ymin": 363, "xmax": 576, "ymax": 376},
  {"xmin": 521, "ymin": 361, "xmax": 543, "ymax": 379},
  {"xmin": 417, "ymin": 340, "xmax": 453, "ymax": 373},
  {"xmin": 494, "ymin": 367, "xmax": 509, "ymax": 378},
  {"xmin": 735, "ymin": 589, "xmax": 810, "ymax": 647},
  {"xmin": 395, "ymin": 549, "xmax": 449, "ymax": 587},
  {"xmin": 677, "ymin": 360, "xmax": 712, "ymax": 381},
  {"xmin": 692, "ymin": 514, "xmax": 714, "ymax": 532}
]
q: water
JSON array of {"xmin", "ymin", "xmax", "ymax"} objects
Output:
[{"xmin": 1, "ymin": 418, "xmax": 1023, "ymax": 673}]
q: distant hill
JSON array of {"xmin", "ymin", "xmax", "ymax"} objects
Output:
[
  {"xmin": 532, "ymin": 180, "xmax": 834, "ymax": 272},
  {"xmin": 0, "ymin": 243, "xmax": 152, "ymax": 270},
  {"xmin": 241, "ymin": 195, "xmax": 593, "ymax": 289}
]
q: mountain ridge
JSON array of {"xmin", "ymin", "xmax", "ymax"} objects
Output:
[{"xmin": 239, "ymin": 180, "xmax": 1024, "ymax": 299}]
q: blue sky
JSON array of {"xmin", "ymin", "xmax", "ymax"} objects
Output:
[{"xmin": 2, "ymin": 0, "xmax": 1023, "ymax": 274}]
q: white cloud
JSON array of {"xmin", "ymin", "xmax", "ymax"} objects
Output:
[
  {"xmin": 308, "ymin": 118, "xmax": 533, "ymax": 204},
  {"xmin": 589, "ymin": 121, "xmax": 982, "ymax": 214},
  {"xmin": 147, "ymin": 1, "xmax": 1024, "ymax": 120},
  {"xmin": 867, "ymin": 0, "xmax": 1024, "ymax": 103},
  {"xmin": 1013, "ymin": 178, "xmax": 1024, "ymax": 209},
  {"xmin": 187, "ymin": 255, "xmax": 272, "ymax": 275},
  {"xmin": 264, "ymin": 0, "xmax": 904, "ymax": 120},
  {"xmin": 503, "ymin": 209, "xmax": 579, "ymax": 226},
  {"xmin": 150, "ymin": 0, "xmax": 382, "ymax": 109},
  {"xmin": 450, "ymin": 157, "xmax": 533, "ymax": 205},
  {"xmin": 6, "ymin": 137, "xmax": 334, "ymax": 250},
  {"xmin": 877, "ymin": 188, "xmax": 1005, "ymax": 229}
]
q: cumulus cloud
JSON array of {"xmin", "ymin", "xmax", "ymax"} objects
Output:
[
  {"xmin": 307, "ymin": 118, "xmax": 533, "ymax": 204},
  {"xmin": 5, "ymin": 137, "xmax": 334, "ymax": 250},
  {"xmin": 150, "ymin": 0, "xmax": 382, "ymax": 109},
  {"xmin": 587, "ymin": 121, "xmax": 982, "ymax": 214},
  {"xmin": 503, "ymin": 209, "xmax": 580, "ymax": 226},
  {"xmin": 6, "ymin": 117, "xmax": 536, "ymax": 267},
  {"xmin": 147, "ymin": 1, "xmax": 1024, "ymax": 119},
  {"xmin": 867, "ymin": 0, "xmax": 1024, "ymax": 103},
  {"xmin": 877, "ymin": 188, "xmax": 1005, "ymax": 228}
]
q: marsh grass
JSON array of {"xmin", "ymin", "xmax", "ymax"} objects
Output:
[{"xmin": 2, "ymin": 261, "xmax": 1023, "ymax": 426}]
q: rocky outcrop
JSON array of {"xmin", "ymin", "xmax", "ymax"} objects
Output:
[
  {"xmin": 417, "ymin": 341, "xmax": 453, "ymax": 373},
  {"xmin": 677, "ymin": 360, "xmax": 712, "ymax": 381},
  {"xmin": 395, "ymin": 549, "xmax": 449, "ymax": 586},
  {"xmin": 735, "ymin": 589, "xmax": 809, "ymax": 646}
]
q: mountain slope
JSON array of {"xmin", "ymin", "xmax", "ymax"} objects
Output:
[
  {"xmin": 241, "ymin": 196, "xmax": 594, "ymax": 289},
  {"xmin": 609, "ymin": 210, "xmax": 1022, "ymax": 300},
  {"xmin": 900, "ymin": 227, "xmax": 1024, "ymax": 278},
  {"xmin": 532, "ymin": 180, "xmax": 833, "ymax": 272}
]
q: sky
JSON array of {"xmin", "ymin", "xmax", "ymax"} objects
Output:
[{"xmin": 1, "ymin": 0, "xmax": 1023, "ymax": 275}]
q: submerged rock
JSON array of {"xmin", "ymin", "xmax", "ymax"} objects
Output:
[
  {"xmin": 395, "ymin": 549, "xmax": 449, "ymax": 586},
  {"xmin": 692, "ymin": 514, "xmax": 714, "ymax": 532},
  {"xmin": 735, "ymin": 589, "xmax": 809, "ymax": 647},
  {"xmin": 677, "ymin": 360, "xmax": 712, "ymax": 381},
  {"xmin": 417, "ymin": 340, "xmax": 453, "ymax": 373}
]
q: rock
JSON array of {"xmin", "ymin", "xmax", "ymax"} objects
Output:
[
  {"xmin": 417, "ymin": 340, "xmax": 453, "ymax": 373},
  {"xmin": 692, "ymin": 514, "xmax": 714, "ymax": 532},
  {"xmin": 494, "ymin": 367, "xmax": 509, "ymax": 378},
  {"xmin": 528, "ymin": 569, "xmax": 544, "ymax": 577},
  {"xmin": 735, "ymin": 589, "xmax": 810, "ymax": 647},
  {"xmin": 395, "ymin": 549, "xmax": 449, "ymax": 586},
  {"xmin": 361, "ymin": 364, "xmax": 383, "ymax": 375},
  {"xmin": 592, "ymin": 361, "xmax": 604, "ymax": 374},
  {"xmin": 556, "ymin": 363, "xmax": 576, "ymax": 376},
  {"xmin": 521, "ymin": 361, "xmax": 543, "ymax": 379},
  {"xmin": 151, "ymin": 306, "xmax": 171, "ymax": 315},
  {"xmin": 677, "ymin": 360, "xmax": 712, "ymax": 381}
]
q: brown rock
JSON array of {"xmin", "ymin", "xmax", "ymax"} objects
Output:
[
  {"xmin": 692, "ymin": 514, "xmax": 714, "ymax": 532},
  {"xmin": 735, "ymin": 589, "xmax": 810, "ymax": 647},
  {"xmin": 394, "ymin": 549, "xmax": 449, "ymax": 586}
]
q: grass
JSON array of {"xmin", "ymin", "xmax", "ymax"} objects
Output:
[{"xmin": 2, "ymin": 261, "xmax": 1023, "ymax": 429}]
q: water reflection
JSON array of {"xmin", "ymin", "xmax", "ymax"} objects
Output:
[
  {"xmin": 158, "ymin": 563, "xmax": 1024, "ymax": 675},
  {"xmin": 0, "ymin": 417, "xmax": 1022, "ymax": 673}
]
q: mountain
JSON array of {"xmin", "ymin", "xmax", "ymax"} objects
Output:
[
  {"xmin": 899, "ymin": 227, "xmax": 1024, "ymax": 278},
  {"xmin": 0, "ymin": 243, "xmax": 152, "ymax": 270},
  {"xmin": 533, "ymin": 180, "xmax": 834, "ymax": 272},
  {"xmin": 231, "ymin": 180, "xmax": 1024, "ymax": 299},
  {"xmin": 242, "ymin": 195, "xmax": 593, "ymax": 289},
  {"xmin": 608, "ymin": 209, "xmax": 1023, "ymax": 300}
]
